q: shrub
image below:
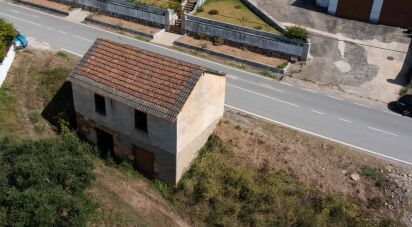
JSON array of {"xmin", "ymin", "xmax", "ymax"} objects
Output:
[
  {"xmin": 0, "ymin": 19, "xmax": 17, "ymax": 61},
  {"xmin": 234, "ymin": 5, "xmax": 241, "ymax": 9},
  {"xmin": 212, "ymin": 36, "xmax": 224, "ymax": 46},
  {"xmin": 208, "ymin": 9, "xmax": 219, "ymax": 15},
  {"xmin": 0, "ymin": 133, "xmax": 95, "ymax": 226},
  {"xmin": 197, "ymin": 6, "xmax": 204, "ymax": 13},
  {"xmin": 284, "ymin": 26, "xmax": 308, "ymax": 41},
  {"xmin": 253, "ymin": 25, "xmax": 263, "ymax": 30}
]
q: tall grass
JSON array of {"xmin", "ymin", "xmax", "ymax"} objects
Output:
[{"xmin": 164, "ymin": 135, "xmax": 399, "ymax": 226}]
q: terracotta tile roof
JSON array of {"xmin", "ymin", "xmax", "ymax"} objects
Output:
[{"xmin": 69, "ymin": 38, "xmax": 223, "ymax": 122}]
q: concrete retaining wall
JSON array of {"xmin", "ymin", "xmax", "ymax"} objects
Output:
[
  {"xmin": 54, "ymin": 0, "xmax": 168, "ymax": 27},
  {"xmin": 84, "ymin": 17, "xmax": 164, "ymax": 39},
  {"xmin": 0, "ymin": 46, "xmax": 15, "ymax": 88},
  {"xmin": 183, "ymin": 15, "xmax": 310, "ymax": 60},
  {"xmin": 174, "ymin": 40, "xmax": 287, "ymax": 74},
  {"xmin": 240, "ymin": 0, "xmax": 286, "ymax": 32}
]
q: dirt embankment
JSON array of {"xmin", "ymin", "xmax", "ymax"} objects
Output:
[{"xmin": 218, "ymin": 110, "xmax": 412, "ymax": 225}]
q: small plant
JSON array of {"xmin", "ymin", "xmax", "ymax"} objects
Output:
[
  {"xmin": 234, "ymin": 5, "xmax": 241, "ymax": 9},
  {"xmin": 212, "ymin": 36, "xmax": 224, "ymax": 46},
  {"xmin": 399, "ymin": 87, "xmax": 409, "ymax": 95},
  {"xmin": 260, "ymin": 70, "xmax": 272, "ymax": 78},
  {"xmin": 361, "ymin": 165, "xmax": 385, "ymax": 187},
  {"xmin": 200, "ymin": 42, "xmax": 208, "ymax": 49},
  {"xmin": 277, "ymin": 62, "xmax": 288, "ymax": 69},
  {"xmin": 135, "ymin": 35, "xmax": 150, "ymax": 42},
  {"xmin": 208, "ymin": 9, "xmax": 219, "ymax": 15},
  {"xmin": 56, "ymin": 51, "xmax": 68, "ymax": 59},
  {"xmin": 284, "ymin": 26, "xmax": 308, "ymax": 41},
  {"xmin": 254, "ymin": 25, "xmax": 263, "ymax": 30},
  {"xmin": 234, "ymin": 125, "xmax": 241, "ymax": 130},
  {"xmin": 197, "ymin": 6, "xmax": 204, "ymax": 13},
  {"xmin": 28, "ymin": 110, "xmax": 41, "ymax": 123}
]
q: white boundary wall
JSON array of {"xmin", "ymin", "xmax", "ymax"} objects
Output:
[{"xmin": 0, "ymin": 46, "xmax": 15, "ymax": 87}]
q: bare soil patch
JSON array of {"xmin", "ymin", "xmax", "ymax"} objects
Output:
[
  {"xmin": 90, "ymin": 14, "xmax": 161, "ymax": 35},
  {"xmin": 25, "ymin": 0, "xmax": 71, "ymax": 12},
  {"xmin": 215, "ymin": 109, "xmax": 412, "ymax": 225},
  {"xmin": 179, "ymin": 35, "xmax": 287, "ymax": 68}
]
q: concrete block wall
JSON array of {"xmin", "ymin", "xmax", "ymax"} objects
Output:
[
  {"xmin": 0, "ymin": 46, "xmax": 15, "ymax": 88},
  {"xmin": 54, "ymin": 0, "xmax": 168, "ymax": 27},
  {"xmin": 183, "ymin": 15, "xmax": 310, "ymax": 60}
]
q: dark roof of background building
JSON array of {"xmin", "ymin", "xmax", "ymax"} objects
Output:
[{"xmin": 69, "ymin": 38, "xmax": 224, "ymax": 122}]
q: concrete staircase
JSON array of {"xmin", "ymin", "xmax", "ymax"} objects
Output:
[
  {"xmin": 183, "ymin": 0, "xmax": 197, "ymax": 13},
  {"xmin": 168, "ymin": 0, "xmax": 197, "ymax": 34}
]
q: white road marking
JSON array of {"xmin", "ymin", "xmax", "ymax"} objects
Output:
[
  {"xmin": 311, "ymin": 110, "xmax": 325, "ymax": 115},
  {"xmin": 45, "ymin": 26, "xmax": 54, "ymax": 30},
  {"xmin": 27, "ymin": 36, "xmax": 36, "ymax": 40},
  {"xmin": 300, "ymin": 87, "xmax": 318, "ymax": 93},
  {"xmin": 61, "ymin": 48, "xmax": 83, "ymax": 57},
  {"xmin": 231, "ymin": 77, "xmax": 283, "ymax": 93},
  {"xmin": 0, "ymin": 12, "xmax": 42, "ymax": 26},
  {"xmin": 367, "ymin": 127, "xmax": 399, "ymax": 137},
  {"xmin": 354, "ymin": 102, "xmax": 371, "ymax": 108},
  {"xmin": 280, "ymin": 81, "xmax": 293, "ymax": 86},
  {"xmin": 327, "ymin": 94, "xmax": 343, "ymax": 101},
  {"xmin": 9, "ymin": 9, "xmax": 20, "ymax": 14},
  {"xmin": 41, "ymin": 41, "xmax": 49, "ymax": 45},
  {"xmin": 227, "ymin": 84, "xmax": 299, "ymax": 107},
  {"xmin": 225, "ymin": 104, "xmax": 411, "ymax": 166},
  {"xmin": 339, "ymin": 118, "xmax": 352, "ymax": 123},
  {"xmin": 59, "ymin": 30, "xmax": 67, "ymax": 34},
  {"xmin": 72, "ymin": 35, "xmax": 93, "ymax": 42}
]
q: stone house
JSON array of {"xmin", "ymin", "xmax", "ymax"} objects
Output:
[
  {"xmin": 69, "ymin": 38, "xmax": 226, "ymax": 184},
  {"xmin": 316, "ymin": 0, "xmax": 412, "ymax": 28}
]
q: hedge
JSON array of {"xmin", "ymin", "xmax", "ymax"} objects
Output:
[{"xmin": 0, "ymin": 18, "xmax": 17, "ymax": 62}]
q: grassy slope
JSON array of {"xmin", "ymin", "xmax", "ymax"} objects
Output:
[
  {"xmin": 2, "ymin": 49, "xmax": 188, "ymax": 226},
  {"xmin": 195, "ymin": 0, "xmax": 280, "ymax": 34}
]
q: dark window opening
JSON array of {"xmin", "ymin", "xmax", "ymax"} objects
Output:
[
  {"xmin": 135, "ymin": 110, "xmax": 148, "ymax": 132},
  {"xmin": 94, "ymin": 93, "xmax": 106, "ymax": 115}
]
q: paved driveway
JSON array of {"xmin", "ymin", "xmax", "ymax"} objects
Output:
[{"xmin": 257, "ymin": 0, "xmax": 411, "ymax": 103}]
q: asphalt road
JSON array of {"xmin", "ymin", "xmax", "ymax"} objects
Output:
[{"xmin": 1, "ymin": 1, "xmax": 411, "ymax": 165}]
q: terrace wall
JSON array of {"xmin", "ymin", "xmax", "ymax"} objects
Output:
[{"xmin": 183, "ymin": 15, "xmax": 310, "ymax": 60}]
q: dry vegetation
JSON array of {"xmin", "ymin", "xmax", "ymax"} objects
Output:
[{"xmin": 195, "ymin": 0, "xmax": 280, "ymax": 34}]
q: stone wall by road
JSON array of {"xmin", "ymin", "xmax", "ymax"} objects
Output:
[
  {"xmin": 54, "ymin": 0, "xmax": 168, "ymax": 27},
  {"xmin": 183, "ymin": 15, "xmax": 310, "ymax": 60}
]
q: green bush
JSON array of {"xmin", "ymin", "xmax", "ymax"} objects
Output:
[
  {"xmin": 0, "ymin": 18, "xmax": 17, "ymax": 61},
  {"xmin": 284, "ymin": 25, "xmax": 308, "ymax": 41},
  {"xmin": 208, "ymin": 9, "xmax": 219, "ymax": 15},
  {"xmin": 196, "ymin": 6, "xmax": 204, "ymax": 13},
  {"xmin": 0, "ymin": 133, "xmax": 95, "ymax": 226}
]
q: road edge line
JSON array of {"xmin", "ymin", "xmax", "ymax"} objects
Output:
[{"xmin": 224, "ymin": 104, "xmax": 412, "ymax": 166}]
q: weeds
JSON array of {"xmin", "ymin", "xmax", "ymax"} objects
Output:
[
  {"xmin": 56, "ymin": 51, "xmax": 69, "ymax": 59},
  {"xmin": 361, "ymin": 165, "xmax": 386, "ymax": 187},
  {"xmin": 135, "ymin": 35, "xmax": 151, "ymax": 42},
  {"xmin": 169, "ymin": 134, "xmax": 383, "ymax": 226}
]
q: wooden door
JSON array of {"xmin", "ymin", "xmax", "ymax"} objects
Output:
[
  {"xmin": 336, "ymin": 0, "xmax": 374, "ymax": 22},
  {"xmin": 134, "ymin": 146, "xmax": 155, "ymax": 179},
  {"xmin": 379, "ymin": 0, "xmax": 412, "ymax": 28},
  {"xmin": 96, "ymin": 128, "xmax": 114, "ymax": 159}
]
